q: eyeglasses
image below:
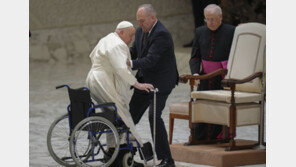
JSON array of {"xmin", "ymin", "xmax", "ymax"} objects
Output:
[{"xmin": 204, "ymin": 18, "xmax": 219, "ymax": 23}]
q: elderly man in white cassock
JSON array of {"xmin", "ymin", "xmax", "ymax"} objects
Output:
[{"xmin": 86, "ymin": 21, "xmax": 154, "ymax": 148}]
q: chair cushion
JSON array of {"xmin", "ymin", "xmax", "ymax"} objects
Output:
[
  {"xmin": 191, "ymin": 90, "xmax": 262, "ymax": 103},
  {"xmin": 191, "ymin": 100, "xmax": 261, "ymax": 126},
  {"xmin": 169, "ymin": 102, "xmax": 189, "ymax": 115}
]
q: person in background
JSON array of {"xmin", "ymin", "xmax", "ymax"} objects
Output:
[
  {"xmin": 189, "ymin": 4, "xmax": 235, "ymax": 141},
  {"xmin": 183, "ymin": 0, "xmax": 221, "ymax": 47}
]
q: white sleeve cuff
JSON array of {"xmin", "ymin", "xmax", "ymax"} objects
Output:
[{"xmin": 130, "ymin": 60, "xmax": 133, "ymax": 68}]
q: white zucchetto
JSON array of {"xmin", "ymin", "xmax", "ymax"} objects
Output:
[{"xmin": 116, "ymin": 21, "xmax": 133, "ymax": 30}]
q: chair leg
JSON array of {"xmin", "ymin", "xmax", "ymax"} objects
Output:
[
  {"xmin": 258, "ymin": 125, "xmax": 261, "ymax": 144},
  {"xmin": 169, "ymin": 114, "xmax": 174, "ymax": 144},
  {"xmin": 226, "ymin": 97, "xmax": 236, "ymax": 151},
  {"xmin": 225, "ymin": 125, "xmax": 236, "ymax": 151},
  {"xmin": 225, "ymin": 121, "xmax": 258, "ymax": 151},
  {"xmin": 259, "ymin": 100, "xmax": 266, "ymax": 146},
  {"xmin": 185, "ymin": 101, "xmax": 199, "ymax": 145}
]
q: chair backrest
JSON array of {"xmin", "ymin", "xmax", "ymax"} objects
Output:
[
  {"xmin": 68, "ymin": 87, "xmax": 92, "ymax": 129},
  {"xmin": 225, "ymin": 23, "xmax": 266, "ymax": 93}
]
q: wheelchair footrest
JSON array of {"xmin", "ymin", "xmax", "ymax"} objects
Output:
[{"xmin": 139, "ymin": 142, "xmax": 153, "ymax": 161}]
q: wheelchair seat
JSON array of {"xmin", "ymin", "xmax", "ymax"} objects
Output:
[{"xmin": 67, "ymin": 87, "xmax": 117, "ymax": 130}]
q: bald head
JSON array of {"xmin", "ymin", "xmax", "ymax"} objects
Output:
[
  {"xmin": 138, "ymin": 4, "xmax": 157, "ymax": 17},
  {"xmin": 136, "ymin": 4, "xmax": 157, "ymax": 33}
]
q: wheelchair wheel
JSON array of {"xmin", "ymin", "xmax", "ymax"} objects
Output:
[
  {"xmin": 47, "ymin": 114, "xmax": 76, "ymax": 166},
  {"xmin": 122, "ymin": 152, "xmax": 134, "ymax": 167},
  {"xmin": 108, "ymin": 149, "xmax": 134, "ymax": 167},
  {"xmin": 70, "ymin": 116, "xmax": 120, "ymax": 167}
]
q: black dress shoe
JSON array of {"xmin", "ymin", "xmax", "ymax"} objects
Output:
[
  {"xmin": 155, "ymin": 158, "xmax": 175, "ymax": 167},
  {"xmin": 133, "ymin": 160, "xmax": 144, "ymax": 167}
]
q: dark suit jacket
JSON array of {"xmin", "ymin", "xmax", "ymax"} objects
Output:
[{"xmin": 130, "ymin": 21, "xmax": 179, "ymax": 93}]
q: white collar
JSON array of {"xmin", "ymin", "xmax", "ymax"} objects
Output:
[
  {"xmin": 113, "ymin": 32, "xmax": 126, "ymax": 46},
  {"xmin": 148, "ymin": 20, "xmax": 158, "ymax": 35},
  {"xmin": 114, "ymin": 32, "xmax": 121, "ymax": 40}
]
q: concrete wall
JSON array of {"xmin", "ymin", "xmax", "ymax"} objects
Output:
[{"xmin": 29, "ymin": 0, "xmax": 195, "ymax": 62}]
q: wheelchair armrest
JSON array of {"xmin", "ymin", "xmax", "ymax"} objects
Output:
[
  {"xmin": 55, "ymin": 84, "xmax": 70, "ymax": 89},
  {"xmin": 93, "ymin": 102, "xmax": 116, "ymax": 108},
  {"xmin": 88, "ymin": 102, "xmax": 117, "ymax": 117},
  {"xmin": 88, "ymin": 102, "xmax": 118, "ymax": 123}
]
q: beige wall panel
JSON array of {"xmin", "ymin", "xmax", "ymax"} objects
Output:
[
  {"xmin": 29, "ymin": 0, "xmax": 195, "ymax": 60},
  {"xmin": 30, "ymin": 0, "xmax": 193, "ymax": 30}
]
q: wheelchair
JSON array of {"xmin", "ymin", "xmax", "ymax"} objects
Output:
[{"xmin": 47, "ymin": 85, "xmax": 153, "ymax": 167}]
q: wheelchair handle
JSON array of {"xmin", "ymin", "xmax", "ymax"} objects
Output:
[
  {"xmin": 55, "ymin": 85, "xmax": 88, "ymax": 91},
  {"xmin": 149, "ymin": 88, "xmax": 159, "ymax": 93},
  {"xmin": 55, "ymin": 85, "xmax": 70, "ymax": 89},
  {"xmin": 88, "ymin": 102, "xmax": 118, "ymax": 118}
]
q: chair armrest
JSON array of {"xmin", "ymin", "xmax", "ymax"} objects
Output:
[
  {"xmin": 221, "ymin": 72, "xmax": 263, "ymax": 87},
  {"xmin": 179, "ymin": 68, "xmax": 228, "ymax": 84}
]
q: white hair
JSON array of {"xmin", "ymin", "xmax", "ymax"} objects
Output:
[
  {"xmin": 138, "ymin": 4, "xmax": 157, "ymax": 16},
  {"xmin": 204, "ymin": 4, "xmax": 222, "ymax": 16}
]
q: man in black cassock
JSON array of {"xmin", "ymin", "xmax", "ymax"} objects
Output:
[{"xmin": 189, "ymin": 4, "xmax": 235, "ymax": 141}]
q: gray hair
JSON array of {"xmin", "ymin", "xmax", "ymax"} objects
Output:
[
  {"xmin": 138, "ymin": 4, "xmax": 157, "ymax": 16},
  {"xmin": 204, "ymin": 4, "xmax": 222, "ymax": 16},
  {"xmin": 115, "ymin": 28, "xmax": 125, "ymax": 34}
]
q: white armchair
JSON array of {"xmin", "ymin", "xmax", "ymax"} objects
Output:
[{"xmin": 179, "ymin": 23, "xmax": 266, "ymax": 151}]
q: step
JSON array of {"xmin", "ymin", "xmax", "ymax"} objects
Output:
[{"xmin": 170, "ymin": 139, "xmax": 266, "ymax": 167}]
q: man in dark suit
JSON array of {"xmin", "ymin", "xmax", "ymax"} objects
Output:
[{"xmin": 127, "ymin": 4, "xmax": 178, "ymax": 167}]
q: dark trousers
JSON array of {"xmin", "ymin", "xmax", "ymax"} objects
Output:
[
  {"xmin": 129, "ymin": 89, "xmax": 172, "ymax": 160},
  {"xmin": 194, "ymin": 123, "xmax": 222, "ymax": 140}
]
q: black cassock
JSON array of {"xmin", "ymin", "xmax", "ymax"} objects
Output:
[{"xmin": 189, "ymin": 23, "xmax": 235, "ymax": 140}]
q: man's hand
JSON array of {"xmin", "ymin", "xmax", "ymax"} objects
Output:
[
  {"xmin": 179, "ymin": 74, "xmax": 189, "ymax": 83},
  {"xmin": 126, "ymin": 58, "xmax": 131, "ymax": 67},
  {"xmin": 133, "ymin": 82, "xmax": 154, "ymax": 92},
  {"xmin": 194, "ymin": 80, "xmax": 200, "ymax": 87},
  {"xmin": 193, "ymin": 73, "xmax": 200, "ymax": 87}
]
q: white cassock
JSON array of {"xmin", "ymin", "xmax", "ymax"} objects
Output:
[{"xmin": 86, "ymin": 32, "xmax": 143, "ymax": 146}]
